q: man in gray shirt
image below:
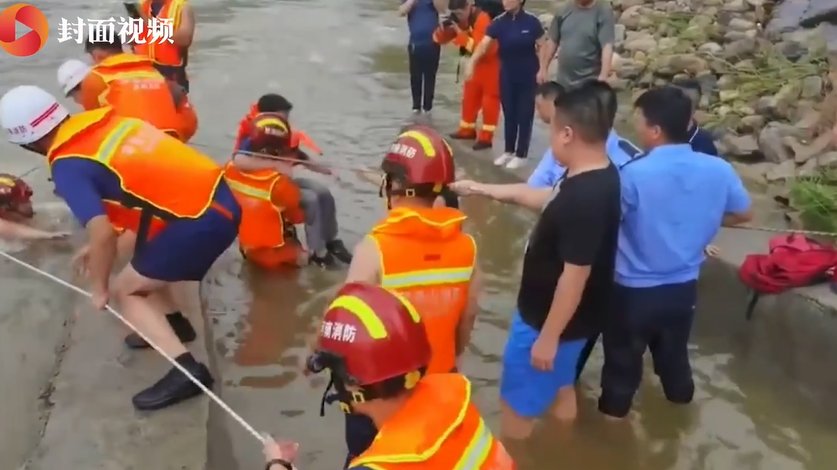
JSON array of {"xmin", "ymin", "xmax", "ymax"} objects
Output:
[{"xmin": 537, "ymin": 0, "xmax": 615, "ymax": 88}]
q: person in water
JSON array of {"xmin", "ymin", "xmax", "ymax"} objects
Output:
[
  {"xmin": 225, "ymin": 113, "xmax": 309, "ymax": 269},
  {"xmin": 0, "ymin": 174, "xmax": 69, "ymax": 240},
  {"xmin": 233, "ymin": 94, "xmax": 353, "ymax": 269},
  {"xmin": 263, "ymin": 283, "xmax": 513, "ymax": 470},
  {"xmin": 0, "ymin": 85, "xmax": 241, "ymax": 411},
  {"xmin": 433, "ymin": 0, "xmax": 501, "ymax": 150},
  {"xmin": 338, "ymin": 126, "xmax": 481, "ymax": 464}
]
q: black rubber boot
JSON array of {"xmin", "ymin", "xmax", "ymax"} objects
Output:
[
  {"xmin": 327, "ymin": 239, "xmax": 353, "ymax": 264},
  {"xmin": 310, "ymin": 251, "xmax": 339, "ymax": 270},
  {"xmin": 472, "ymin": 140, "xmax": 492, "ymax": 151},
  {"xmin": 124, "ymin": 312, "xmax": 197, "ymax": 349},
  {"xmin": 132, "ymin": 354, "xmax": 214, "ymax": 411}
]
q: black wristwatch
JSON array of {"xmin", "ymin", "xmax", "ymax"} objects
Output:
[{"xmin": 266, "ymin": 459, "xmax": 293, "ymax": 470}]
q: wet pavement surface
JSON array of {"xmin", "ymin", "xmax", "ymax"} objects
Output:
[{"xmin": 1, "ymin": 0, "xmax": 836, "ymax": 469}]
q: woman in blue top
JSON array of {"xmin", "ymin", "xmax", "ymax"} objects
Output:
[{"xmin": 465, "ymin": 0, "xmax": 544, "ymax": 170}]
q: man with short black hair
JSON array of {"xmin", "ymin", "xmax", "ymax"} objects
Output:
[
  {"xmin": 453, "ymin": 81, "xmax": 621, "ymax": 438},
  {"xmin": 599, "ymin": 86, "xmax": 752, "ymax": 419},
  {"xmin": 672, "ymin": 78, "xmax": 719, "ymax": 156}
]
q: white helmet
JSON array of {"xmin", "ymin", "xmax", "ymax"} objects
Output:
[
  {"xmin": 0, "ymin": 86, "xmax": 70, "ymax": 145},
  {"xmin": 57, "ymin": 59, "xmax": 91, "ymax": 95}
]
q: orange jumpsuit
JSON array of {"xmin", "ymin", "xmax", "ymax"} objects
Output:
[{"xmin": 434, "ymin": 10, "xmax": 500, "ymax": 145}]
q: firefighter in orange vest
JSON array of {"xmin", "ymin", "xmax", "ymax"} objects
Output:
[
  {"xmin": 224, "ymin": 113, "xmax": 309, "ymax": 269},
  {"xmin": 62, "ymin": 33, "xmax": 198, "ymax": 142},
  {"xmin": 0, "ymin": 85, "xmax": 241, "ymax": 411},
  {"xmin": 233, "ymin": 94, "xmax": 323, "ymax": 159},
  {"xmin": 262, "ymin": 282, "xmax": 513, "ymax": 470},
  {"xmin": 433, "ymin": 0, "xmax": 501, "ymax": 150},
  {"xmin": 132, "ymin": 0, "xmax": 196, "ymax": 93},
  {"xmin": 336, "ymin": 126, "xmax": 481, "ymax": 463}
]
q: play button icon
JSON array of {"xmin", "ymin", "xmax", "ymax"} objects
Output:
[{"xmin": 0, "ymin": 3, "xmax": 49, "ymax": 57}]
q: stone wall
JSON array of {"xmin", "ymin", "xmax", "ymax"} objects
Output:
[{"xmin": 538, "ymin": 0, "xmax": 837, "ymax": 186}]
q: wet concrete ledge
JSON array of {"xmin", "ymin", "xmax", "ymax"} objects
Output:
[
  {"xmin": 707, "ymin": 227, "xmax": 837, "ymax": 412},
  {"xmin": 21, "ymin": 282, "xmax": 210, "ymax": 470}
]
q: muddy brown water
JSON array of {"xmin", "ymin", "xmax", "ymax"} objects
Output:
[{"xmin": 1, "ymin": 0, "xmax": 836, "ymax": 469}]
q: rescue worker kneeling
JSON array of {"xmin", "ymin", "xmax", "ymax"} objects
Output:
[
  {"xmin": 225, "ymin": 113, "xmax": 309, "ymax": 269},
  {"xmin": 0, "ymin": 86, "xmax": 241, "ymax": 411},
  {"xmin": 340, "ymin": 126, "xmax": 481, "ymax": 463},
  {"xmin": 262, "ymin": 283, "xmax": 512, "ymax": 470}
]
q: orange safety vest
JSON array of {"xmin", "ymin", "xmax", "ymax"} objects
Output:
[
  {"xmin": 369, "ymin": 206, "xmax": 476, "ymax": 374},
  {"xmin": 134, "ymin": 0, "xmax": 187, "ymax": 67},
  {"xmin": 88, "ymin": 53, "xmax": 181, "ymax": 136},
  {"xmin": 47, "ymin": 107, "xmax": 224, "ymax": 236},
  {"xmin": 223, "ymin": 162, "xmax": 290, "ymax": 250},
  {"xmin": 233, "ymin": 104, "xmax": 321, "ymax": 155},
  {"xmin": 350, "ymin": 374, "xmax": 514, "ymax": 470}
]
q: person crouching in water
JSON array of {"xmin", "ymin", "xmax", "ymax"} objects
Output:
[
  {"xmin": 225, "ymin": 113, "xmax": 309, "ymax": 269},
  {"xmin": 336, "ymin": 126, "xmax": 481, "ymax": 465},
  {"xmin": 0, "ymin": 174, "xmax": 69, "ymax": 240},
  {"xmin": 262, "ymin": 283, "xmax": 510, "ymax": 470},
  {"xmin": 232, "ymin": 94, "xmax": 352, "ymax": 268}
]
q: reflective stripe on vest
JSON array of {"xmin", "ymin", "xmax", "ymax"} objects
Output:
[
  {"xmin": 456, "ymin": 417, "xmax": 494, "ymax": 469},
  {"xmin": 136, "ymin": 0, "xmax": 186, "ymax": 66},
  {"xmin": 381, "ymin": 266, "xmax": 473, "ymax": 289},
  {"xmin": 225, "ymin": 178, "xmax": 271, "ymax": 201}
]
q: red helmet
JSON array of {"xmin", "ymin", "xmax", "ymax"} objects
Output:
[
  {"xmin": 381, "ymin": 126, "xmax": 455, "ymax": 197},
  {"xmin": 307, "ymin": 283, "xmax": 430, "ymax": 406},
  {"xmin": 0, "ymin": 174, "xmax": 34, "ymax": 219},
  {"xmin": 248, "ymin": 112, "xmax": 293, "ymax": 155}
]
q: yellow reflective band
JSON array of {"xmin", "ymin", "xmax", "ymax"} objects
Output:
[
  {"xmin": 0, "ymin": 176, "xmax": 14, "ymax": 186},
  {"xmin": 459, "ymin": 121, "xmax": 476, "ymax": 129},
  {"xmin": 363, "ymin": 465, "xmax": 387, "ymax": 470},
  {"xmin": 465, "ymin": 37, "xmax": 475, "ymax": 53},
  {"xmin": 102, "ymin": 70, "xmax": 164, "ymax": 83},
  {"xmin": 386, "ymin": 290, "xmax": 421, "ymax": 323},
  {"xmin": 255, "ymin": 117, "xmax": 288, "ymax": 132},
  {"xmin": 381, "ymin": 267, "xmax": 473, "ymax": 289},
  {"xmin": 481, "ymin": 125, "xmax": 496, "ymax": 132},
  {"xmin": 225, "ymin": 179, "xmax": 271, "ymax": 201},
  {"xmin": 328, "ymin": 295, "xmax": 388, "ymax": 339},
  {"xmin": 453, "ymin": 418, "xmax": 493, "ymax": 470},
  {"xmin": 95, "ymin": 121, "xmax": 138, "ymax": 163},
  {"xmin": 398, "ymin": 130, "xmax": 436, "ymax": 157}
]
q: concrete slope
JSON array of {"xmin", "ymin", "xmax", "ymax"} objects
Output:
[{"xmin": 25, "ymin": 282, "xmax": 210, "ymax": 470}]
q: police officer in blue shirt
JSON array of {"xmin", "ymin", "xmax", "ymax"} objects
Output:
[
  {"xmin": 399, "ymin": 0, "xmax": 443, "ymax": 113},
  {"xmin": 466, "ymin": 0, "xmax": 544, "ymax": 170},
  {"xmin": 598, "ymin": 86, "xmax": 753, "ymax": 419},
  {"xmin": 528, "ymin": 81, "xmax": 641, "ymax": 189}
]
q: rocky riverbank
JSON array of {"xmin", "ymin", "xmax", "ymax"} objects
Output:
[{"xmin": 538, "ymin": 0, "xmax": 836, "ymax": 186}]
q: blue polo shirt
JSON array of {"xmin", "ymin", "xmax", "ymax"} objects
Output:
[
  {"xmin": 616, "ymin": 144, "xmax": 751, "ymax": 288},
  {"xmin": 486, "ymin": 9, "xmax": 544, "ymax": 80},
  {"xmin": 527, "ymin": 130, "xmax": 642, "ymax": 188},
  {"xmin": 402, "ymin": 0, "xmax": 438, "ymax": 46}
]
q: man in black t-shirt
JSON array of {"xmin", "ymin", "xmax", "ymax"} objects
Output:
[{"xmin": 451, "ymin": 81, "xmax": 621, "ymax": 440}]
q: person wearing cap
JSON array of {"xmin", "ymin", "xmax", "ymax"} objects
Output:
[
  {"xmin": 224, "ymin": 112, "xmax": 309, "ymax": 270},
  {"xmin": 262, "ymin": 283, "xmax": 512, "ymax": 470},
  {"xmin": 232, "ymin": 94, "xmax": 353, "ymax": 269},
  {"xmin": 0, "ymin": 85, "xmax": 241, "ymax": 411},
  {"xmin": 335, "ymin": 125, "xmax": 481, "ymax": 463},
  {"xmin": 0, "ymin": 174, "xmax": 69, "ymax": 240}
]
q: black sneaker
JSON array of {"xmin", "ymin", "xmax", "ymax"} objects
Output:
[
  {"xmin": 327, "ymin": 239, "xmax": 353, "ymax": 264},
  {"xmin": 125, "ymin": 312, "xmax": 197, "ymax": 349},
  {"xmin": 132, "ymin": 360, "xmax": 214, "ymax": 411},
  {"xmin": 310, "ymin": 251, "xmax": 339, "ymax": 269}
]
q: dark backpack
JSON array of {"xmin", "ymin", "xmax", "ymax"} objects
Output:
[{"xmin": 738, "ymin": 234, "xmax": 837, "ymax": 318}]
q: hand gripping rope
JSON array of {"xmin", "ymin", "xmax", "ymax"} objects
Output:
[{"xmin": 0, "ymin": 250, "xmax": 267, "ymax": 445}]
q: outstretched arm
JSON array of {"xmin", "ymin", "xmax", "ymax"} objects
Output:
[{"xmin": 0, "ymin": 219, "xmax": 68, "ymax": 240}]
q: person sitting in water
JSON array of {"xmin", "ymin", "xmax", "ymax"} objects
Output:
[
  {"xmin": 0, "ymin": 174, "xmax": 69, "ymax": 240},
  {"xmin": 232, "ymin": 94, "xmax": 353, "ymax": 269},
  {"xmin": 225, "ymin": 113, "xmax": 310, "ymax": 270}
]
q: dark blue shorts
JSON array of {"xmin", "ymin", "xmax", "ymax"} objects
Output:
[
  {"xmin": 131, "ymin": 184, "xmax": 241, "ymax": 282},
  {"xmin": 500, "ymin": 312, "xmax": 586, "ymax": 418}
]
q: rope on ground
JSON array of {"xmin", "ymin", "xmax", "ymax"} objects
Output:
[
  {"xmin": 730, "ymin": 224, "xmax": 837, "ymax": 238},
  {"xmin": 190, "ymin": 141, "xmax": 376, "ymax": 174},
  {"xmin": 0, "ymin": 250, "xmax": 267, "ymax": 446}
]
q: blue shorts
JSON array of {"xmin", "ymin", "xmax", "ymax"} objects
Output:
[
  {"xmin": 500, "ymin": 312, "xmax": 587, "ymax": 418},
  {"xmin": 131, "ymin": 183, "xmax": 241, "ymax": 282}
]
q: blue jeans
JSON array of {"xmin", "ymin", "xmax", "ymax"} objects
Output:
[
  {"xmin": 408, "ymin": 43, "xmax": 440, "ymax": 111},
  {"xmin": 499, "ymin": 71, "xmax": 536, "ymax": 158}
]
